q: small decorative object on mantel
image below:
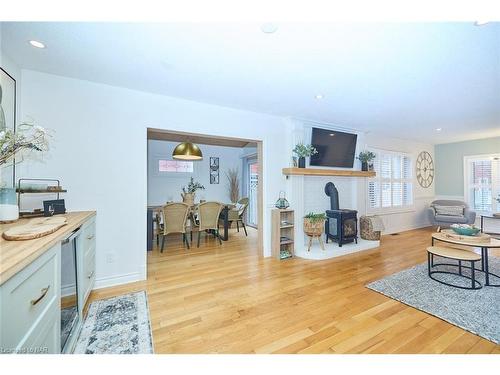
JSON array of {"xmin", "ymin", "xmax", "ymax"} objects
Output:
[
  {"xmin": 303, "ymin": 212, "xmax": 327, "ymax": 251},
  {"xmin": 209, "ymin": 157, "xmax": 219, "ymax": 184},
  {"xmin": 416, "ymin": 151, "xmax": 434, "ymax": 188},
  {"xmin": 292, "ymin": 143, "xmax": 318, "ymax": 168},
  {"xmin": 275, "ymin": 191, "xmax": 290, "ymax": 209},
  {"xmin": 357, "ymin": 151, "xmax": 376, "ymax": 172},
  {"xmin": 181, "ymin": 177, "xmax": 205, "ymax": 206},
  {"xmin": 0, "ymin": 121, "xmax": 51, "ymax": 222}
]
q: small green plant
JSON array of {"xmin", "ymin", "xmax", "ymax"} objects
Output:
[
  {"xmin": 357, "ymin": 151, "xmax": 376, "ymax": 163},
  {"xmin": 304, "ymin": 212, "xmax": 327, "ymax": 223},
  {"xmin": 292, "ymin": 143, "xmax": 318, "ymax": 158},
  {"xmin": 182, "ymin": 177, "xmax": 205, "ymax": 194}
]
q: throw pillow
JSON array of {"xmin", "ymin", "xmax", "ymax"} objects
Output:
[{"xmin": 433, "ymin": 205, "xmax": 465, "ymax": 217}]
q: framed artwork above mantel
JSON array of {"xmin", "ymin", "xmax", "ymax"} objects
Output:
[{"xmin": 0, "ymin": 67, "xmax": 17, "ymax": 188}]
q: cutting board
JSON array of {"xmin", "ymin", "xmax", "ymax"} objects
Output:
[{"xmin": 2, "ymin": 216, "xmax": 68, "ymax": 241}]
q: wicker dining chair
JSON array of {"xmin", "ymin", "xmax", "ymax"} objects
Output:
[
  {"xmin": 160, "ymin": 202, "xmax": 191, "ymax": 252},
  {"xmin": 193, "ymin": 201, "xmax": 223, "ymax": 247},
  {"xmin": 225, "ymin": 197, "xmax": 249, "ymax": 236}
]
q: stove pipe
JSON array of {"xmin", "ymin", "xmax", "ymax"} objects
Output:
[{"xmin": 324, "ymin": 182, "xmax": 339, "ymax": 210}]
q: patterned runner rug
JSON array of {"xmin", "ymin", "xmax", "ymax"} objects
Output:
[{"xmin": 74, "ymin": 291, "xmax": 154, "ymax": 354}]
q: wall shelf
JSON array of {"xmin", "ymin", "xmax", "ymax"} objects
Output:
[{"xmin": 282, "ymin": 168, "xmax": 375, "ymax": 178}]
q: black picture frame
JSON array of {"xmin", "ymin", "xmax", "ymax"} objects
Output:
[
  {"xmin": 210, "ymin": 157, "xmax": 219, "ymax": 184},
  {"xmin": 0, "ymin": 67, "xmax": 17, "ymax": 188}
]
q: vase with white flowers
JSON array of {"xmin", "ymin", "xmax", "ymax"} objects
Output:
[{"xmin": 0, "ymin": 121, "xmax": 51, "ymax": 222}]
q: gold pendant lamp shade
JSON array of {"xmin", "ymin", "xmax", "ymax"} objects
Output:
[{"xmin": 172, "ymin": 142, "xmax": 203, "ymax": 160}]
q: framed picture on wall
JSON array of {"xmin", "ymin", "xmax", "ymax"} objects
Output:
[
  {"xmin": 0, "ymin": 67, "xmax": 16, "ymax": 188},
  {"xmin": 210, "ymin": 157, "xmax": 219, "ymax": 184}
]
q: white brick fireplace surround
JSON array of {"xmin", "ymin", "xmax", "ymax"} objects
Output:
[{"xmin": 287, "ymin": 174, "xmax": 380, "ymax": 260}]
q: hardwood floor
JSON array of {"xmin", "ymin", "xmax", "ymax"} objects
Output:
[{"xmin": 88, "ymin": 227, "xmax": 499, "ymax": 354}]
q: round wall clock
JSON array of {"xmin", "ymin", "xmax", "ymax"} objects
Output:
[{"xmin": 416, "ymin": 151, "xmax": 434, "ymax": 188}]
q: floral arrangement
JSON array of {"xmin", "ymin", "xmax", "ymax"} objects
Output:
[
  {"xmin": 292, "ymin": 143, "xmax": 318, "ymax": 158},
  {"xmin": 182, "ymin": 177, "xmax": 205, "ymax": 194},
  {"xmin": 0, "ymin": 122, "xmax": 51, "ymax": 188},
  {"xmin": 225, "ymin": 168, "xmax": 240, "ymax": 203},
  {"xmin": 357, "ymin": 151, "xmax": 376, "ymax": 163}
]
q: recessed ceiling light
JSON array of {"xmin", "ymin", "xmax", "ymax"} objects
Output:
[
  {"xmin": 261, "ymin": 23, "xmax": 278, "ymax": 34},
  {"xmin": 474, "ymin": 21, "xmax": 490, "ymax": 26},
  {"xmin": 329, "ymin": 133, "xmax": 335, "ymax": 137},
  {"xmin": 29, "ymin": 40, "xmax": 46, "ymax": 49},
  {"xmin": 436, "ymin": 128, "xmax": 442, "ymax": 132},
  {"xmin": 315, "ymin": 94, "xmax": 324, "ymax": 100}
]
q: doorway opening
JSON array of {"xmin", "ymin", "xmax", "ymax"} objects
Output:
[{"xmin": 146, "ymin": 128, "xmax": 263, "ymax": 260}]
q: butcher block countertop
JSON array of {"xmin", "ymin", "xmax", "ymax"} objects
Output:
[{"xmin": 0, "ymin": 211, "xmax": 96, "ymax": 286}]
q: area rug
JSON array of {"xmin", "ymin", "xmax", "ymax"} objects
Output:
[
  {"xmin": 366, "ymin": 256, "xmax": 500, "ymax": 344},
  {"xmin": 74, "ymin": 291, "xmax": 154, "ymax": 354}
]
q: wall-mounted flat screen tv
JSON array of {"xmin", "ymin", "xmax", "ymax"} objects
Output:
[{"xmin": 309, "ymin": 127, "xmax": 358, "ymax": 168}]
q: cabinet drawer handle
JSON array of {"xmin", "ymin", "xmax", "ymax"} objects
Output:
[
  {"xmin": 87, "ymin": 234, "xmax": 95, "ymax": 240},
  {"xmin": 31, "ymin": 286, "xmax": 50, "ymax": 306},
  {"xmin": 87, "ymin": 271, "xmax": 95, "ymax": 279}
]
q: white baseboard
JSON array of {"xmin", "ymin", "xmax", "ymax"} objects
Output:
[
  {"xmin": 383, "ymin": 221, "xmax": 431, "ymax": 235},
  {"xmin": 93, "ymin": 271, "xmax": 145, "ymax": 290}
]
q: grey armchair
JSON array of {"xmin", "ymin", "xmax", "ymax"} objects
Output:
[{"xmin": 428, "ymin": 200, "xmax": 476, "ymax": 230}]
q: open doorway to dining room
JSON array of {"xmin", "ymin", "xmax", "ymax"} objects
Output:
[{"xmin": 146, "ymin": 128, "xmax": 263, "ymax": 260}]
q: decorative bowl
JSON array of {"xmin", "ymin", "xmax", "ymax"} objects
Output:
[{"xmin": 450, "ymin": 224, "xmax": 480, "ymax": 236}]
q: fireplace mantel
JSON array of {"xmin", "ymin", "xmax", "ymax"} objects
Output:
[{"xmin": 283, "ymin": 168, "xmax": 375, "ymax": 178}]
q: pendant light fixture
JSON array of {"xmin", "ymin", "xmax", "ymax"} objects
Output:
[{"xmin": 172, "ymin": 140, "xmax": 203, "ymax": 160}]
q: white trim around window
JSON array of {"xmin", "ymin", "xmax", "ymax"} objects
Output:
[
  {"xmin": 463, "ymin": 153, "xmax": 500, "ymax": 214},
  {"xmin": 367, "ymin": 148, "xmax": 415, "ymax": 215}
]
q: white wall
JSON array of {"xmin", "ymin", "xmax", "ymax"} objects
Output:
[
  {"xmin": 147, "ymin": 140, "xmax": 248, "ymax": 205},
  {"xmin": 20, "ymin": 69, "xmax": 290, "ymax": 288}
]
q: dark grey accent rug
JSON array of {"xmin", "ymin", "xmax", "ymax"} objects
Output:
[
  {"xmin": 366, "ymin": 256, "xmax": 500, "ymax": 344},
  {"xmin": 74, "ymin": 291, "xmax": 154, "ymax": 354}
]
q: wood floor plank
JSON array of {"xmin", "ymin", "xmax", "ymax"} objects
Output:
[{"xmin": 88, "ymin": 226, "xmax": 499, "ymax": 353}]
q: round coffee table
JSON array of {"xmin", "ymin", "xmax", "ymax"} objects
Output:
[{"xmin": 431, "ymin": 230, "xmax": 500, "ymax": 287}]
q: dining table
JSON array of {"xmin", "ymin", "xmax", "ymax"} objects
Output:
[{"xmin": 146, "ymin": 203, "xmax": 233, "ymax": 251}]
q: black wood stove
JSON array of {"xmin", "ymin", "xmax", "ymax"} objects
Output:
[{"xmin": 324, "ymin": 182, "xmax": 358, "ymax": 246}]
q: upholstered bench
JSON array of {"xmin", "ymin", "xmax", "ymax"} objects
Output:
[{"xmin": 427, "ymin": 246, "xmax": 482, "ymax": 290}]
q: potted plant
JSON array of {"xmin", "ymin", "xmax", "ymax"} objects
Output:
[
  {"xmin": 357, "ymin": 151, "xmax": 376, "ymax": 172},
  {"xmin": 292, "ymin": 143, "xmax": 318, "ymax": 168},
  {"xmin": 0, "ymin": 122, "xmax": 51, "ymax": 222},
  {"xmin": 181, "ymin": 177, "xmax": 205, "ymax": 206},
  {"xmin": 303, "ymin": 212, "xmax": 327, "ymax": 237}
]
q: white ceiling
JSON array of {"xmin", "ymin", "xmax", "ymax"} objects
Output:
[{"xmin": 1, "ymin": 22, "xmax": 499, "ymax": 144}]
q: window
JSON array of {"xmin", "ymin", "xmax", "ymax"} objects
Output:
[
  {"xmin": 464, "ymin": 155, "xmax": 500, "ymax": 213},
  {"xmin": 158, "ymin": 160, "xmax": 193, "ymax": 173},
  {"xmin": 368, "ymin": 149, "xmax": 413, "ymax": 211}
]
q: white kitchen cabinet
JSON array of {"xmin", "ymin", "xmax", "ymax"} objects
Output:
[{"xmin": 0, "ymin": 243, "xmax": 61, "ymax": 354}]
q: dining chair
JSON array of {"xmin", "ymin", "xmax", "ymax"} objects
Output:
[
  {"xmin": 225, "ymin": 197, "xmax": 249, "ymax": 236},
  {"xmin": 160, "ymin": 202, "xmax": 191, "ymax": 252},
  {"xmin": 194, "ymin": 201, "xmax": 223, "ymax": 247}
]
